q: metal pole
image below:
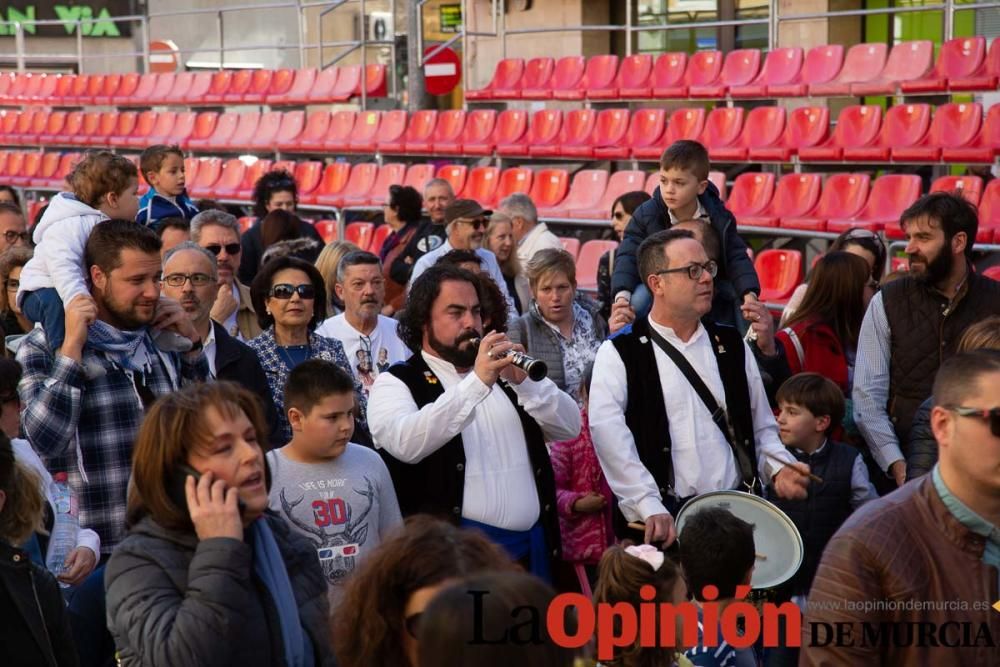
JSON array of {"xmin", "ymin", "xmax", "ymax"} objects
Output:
[
  {"xmin": 76, "ymin": 20, "xmax": 84, "ymax": 72},
  {"xmin": 295, "ymin": 0, "xmax": 306, "ymax": 67},
  {"xmin": 360, "ymin": 0, "xmax": 367, "ymax": 111},
  {"xmin": 943, "ymin": 0, "xmax": 954, "ymax": 41},
  {"xmin": 769, "ymin": 0, "xmax": 778, "ymax": 49},
  {"xmin": 218, "ymin": 11, "xmax": 224, "ymax": 69},
  {"xmin": 461, "ymin": 0, "xmax": 468, "ymax": 110},
  {"xmin": 408, "ymin": 0, "xmax": 430, "ymax": 111},
  {"xmin": 625, "ymin": 0, "xmax": 632, "ymax": 56},
  {"xmin": 140, "ymin": 16, "xmax": 150, "ymax": 74},
  {"xmin": 15, "ymin": 23, "xmax": 25, "ymax": 73},
  {"xmin": 389, "ymin": 0, "xmax": 397, "ymax": 102}
]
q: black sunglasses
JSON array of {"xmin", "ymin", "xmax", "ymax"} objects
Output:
[
  {"xmin": 945, "ymin": 406, "xmax": 1000, "ymax": 438},
  {"xmin": 268, "ymin": 283, "xmax": 316, "ymax": 300},
  {"xmin": 204, "ymin": 243, "xmax": 241, "ymax": 256},
  {"xmin": 457, "ymin": 217, "xmax": 485, "ymax": 230}
]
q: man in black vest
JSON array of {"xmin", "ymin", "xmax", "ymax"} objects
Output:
[
  {"xmin": 854, "ymin": 192, "xmax": 1000, "ymax": 489},
  {"xmin": 590, "ymin": 229, "xmax": 810, "ymax": 545},
  {"xmin": 367, "ymin": 264, "xmax": 580, "ymax": 580}
]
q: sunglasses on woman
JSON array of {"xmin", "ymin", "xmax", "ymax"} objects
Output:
[
  {"xmin": 268, "ymin": 283, "xmax": 316, "ymax": 300},
  {"xmin": 945, "ymin": 406, "xmax": 1000, "ymax": 437}
]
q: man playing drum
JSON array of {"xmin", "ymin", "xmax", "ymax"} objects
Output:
[{"xmin": 589, "ymin": 230, "xmax": 810, "ymax": 546}]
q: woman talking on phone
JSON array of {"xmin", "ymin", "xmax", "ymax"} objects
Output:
[{"xmin": 104, "ymin": 382, "xmax": 335, "ymax": 666}]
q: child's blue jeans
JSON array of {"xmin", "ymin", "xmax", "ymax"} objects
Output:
[{"xmin": 21, "ymin": 287, "xmax": 66, "ymax": 351}]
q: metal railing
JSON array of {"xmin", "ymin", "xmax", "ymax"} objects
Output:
[{"xmin": 0, "ymin": 16, "xmax": 149, "ymax": 72}]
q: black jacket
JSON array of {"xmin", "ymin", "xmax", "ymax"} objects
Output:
[
  {"xmin": 212, "ymin": 321, "xmax": 280, "ymax": 445},
  {"xmin": 906, "ymin": 396, "xmax": 937, "ymax": 481},
  {"xmin": 0, "ymin": 541, "xmax": 78, "ymax": 667},
  {"xmin": 105, "ymin": 513, "xmax": 335, "ymax": 667},
  {"xmin": 239, "ymin": 217, "xmax": 324, "ymax": 286},
  {"xmin": 388, "ymin": 219, "xmax": 446, "ymax": 286},
  {"xmin": 610, "ymin": 182, "xmax": 760, "ymax": 299}
]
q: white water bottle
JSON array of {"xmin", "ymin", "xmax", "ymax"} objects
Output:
[{"xmin": 45, "ymin": 472, "xmax": 79, "ymax": 586}]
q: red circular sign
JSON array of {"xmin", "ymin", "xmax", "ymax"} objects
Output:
[{"xmin": 423, "ymin": 45, "xmax": 461, "ymax": 95}]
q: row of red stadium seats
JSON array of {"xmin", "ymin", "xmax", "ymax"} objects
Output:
[
  {"xmin": 468, "ymin": 38, "xmax": 1000, "ymax": 101},
  {"xmin": 1, "ymin": 103, "xmax": 997, "ymax": 163},
  {"xmin": 0, "ymin": 65, "xmax": 387, "ymax": 108}
]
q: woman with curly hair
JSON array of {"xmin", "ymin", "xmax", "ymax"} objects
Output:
[
  {"xmin": 333, "ymin": 515, "xmax": 517, "ymax": 667},
  {"xmin": 0, "ymin": 244, "xmax": 33, "ymax": 342},
  {"xmin": 238, "ymin": 169, "xmax": 325, "ymax": 285}
]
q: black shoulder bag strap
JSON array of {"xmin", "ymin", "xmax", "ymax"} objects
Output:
[{"xmin": 645, "ymin": 325, "xmax": 757, "ymax": 492}]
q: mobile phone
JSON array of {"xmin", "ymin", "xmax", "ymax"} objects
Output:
[{"xmin": 166, "ymin": 464, "xmax": 246, "ymax": 516}]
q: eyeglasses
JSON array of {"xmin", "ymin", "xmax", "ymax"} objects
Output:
[
  {"xmin": 268, "ymin": 283, "xmax": 316, "ymax": 300},
  {"xmin": 4, "ymin": 278, "xmax": 18, "ymax": 292},
  {"xmin": 944, "ymin": 406, "xmax": 1000, "ymax": 437},
  {"xmin": 404, "ymin": 612, "xmax": 423, "ymax": 639},
  {"xmin": 163, "ymin": 272, "xmax": 213, "ymax": 288},
  {"xmin": 458, "ymin": 217, "xmax": 485, "ymax": 230},
  {"xmin": 655, "ymin": 260, "xmax": 718, "ymax": 281},
  {"xmin": 3, "ymin": 230, "xmax": 29, "ymax": 244},
  {"xmin": 204, "ymin": 243, "xmax": 241, "ymax": 256}
]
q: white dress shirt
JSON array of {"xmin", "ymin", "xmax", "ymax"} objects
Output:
[
  {"xmin": 222, "ymin": 282, "xmax": 241, "ymax": 340},
  {"xmin": 368, "ymin": 350, "xmax": 581, "ymax": 531},
  {"xmin": 203, "ymin": 320, "xmax": 218, "ymax": 378},
  {"xmin": 315, "ymin": 313, "xmax": 411, "ymax": 395},
  {"xmin": 408, "ymin": 240, "xmax": 518, "ymax": 321},
  {"xmin": 516, "ymin": 222, "xmax": 564, "ymax": 266},
  {"xmin": 588, "ymin": 317, "xmax": 796, "ymax": 522}
]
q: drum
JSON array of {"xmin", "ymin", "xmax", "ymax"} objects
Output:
[{"xmin": 675, "ymin": 490, "xmax": 803, "ymax": 591}]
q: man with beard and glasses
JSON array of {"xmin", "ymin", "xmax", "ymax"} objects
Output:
[
  {"xmin": 316, "ymin": 250, "xmax": 409, "ymax": 397},
  {"xmin": 854, "ymin": 192, "xmax": 1000, "ymax": 489},
  {"xmin": 190, "ymin": 209, "xmax": 261, "ymax": 341},
  {"xmin": 16, "ymin": 220, "xmax": 208, "ymax": 555},
  {"xmin": 160, "ymin": 241, "xmax": 278, "ymax": 442},
  {"xmin": 367, "ymin": 264, "xmax": 580, "ymax": 580}
]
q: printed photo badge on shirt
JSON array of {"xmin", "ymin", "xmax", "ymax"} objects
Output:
[{"xmin": 424, "ymin": 370, "xmax": 439, "ymax": 385}]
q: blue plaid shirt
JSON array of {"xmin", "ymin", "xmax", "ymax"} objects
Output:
[{"xmin": 16, "ymin": 327, "xmax": 208, "ymax": 554}]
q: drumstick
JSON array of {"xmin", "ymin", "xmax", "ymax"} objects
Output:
[
  {"xmin": 764, "ymin": 452, "xmax": 824, "ymax": 484},
  {"xmin": 628, "ymin": 521, "xmax": 767, "ymax": 560}
]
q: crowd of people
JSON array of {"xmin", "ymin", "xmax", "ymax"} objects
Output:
[{"xmin": 0, "ymin": 138, "xmax": 998, "ymax": 667}]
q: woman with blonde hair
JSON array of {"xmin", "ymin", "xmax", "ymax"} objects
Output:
[
  {"xmin": 314, "ymin": 240, "xmax": 361, "ymax": 314},
  {"xmin": 484, "ymin": 212, "xmax": 529, "ymax": 314},
  {"xmin": 907, "ymin": 315, "xmax": 1000, "ymax": 480}
]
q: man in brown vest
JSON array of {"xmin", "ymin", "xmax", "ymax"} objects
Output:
[{"xmin": 854, "ymin": 192, "xmax": 1000, "ymax": 489}]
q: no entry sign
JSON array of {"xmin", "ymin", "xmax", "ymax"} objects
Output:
[{"xmin": 423, "ymin": 45, "xmax": 461, "ymax": 95}]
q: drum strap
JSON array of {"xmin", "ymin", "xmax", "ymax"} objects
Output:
[{"xmin": 646, "ymin": 326, "xmax": 757, "ymax": 490}]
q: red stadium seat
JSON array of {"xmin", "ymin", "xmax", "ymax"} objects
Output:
[
  {"xmin": 137, "ymin": 111, "xmax": 173, "ymax": 148},
  {"xmin": 4, "ymin": 76, "xmax": 30, "ymax": 105},
  {"xmin": 328, "ymin": 65, "xmax": 361, "ymax": 102},
  {"xmin": 461, "ymin": 166, "xmax": 500, "ymax": 204},
  {"xmin": 537, "ymin": 170, "xmax": 608, "ymax": 219},
  {"xmin": 373, "ymin": 110, "xmax": 411, "ymax": 153},
  {"xmin": 69, "ymin": 112, "xmax": 101, "ymax": 146},
  {"xmin": 121, "ymin": 73, "xmax": 158, "ymax": 106},
  {"xmin": 306, "ymin": 67, "xmax": 340, "ymax": 104},
  {"xmin": 726, "ymin": 173, "xmax": 776, "ymax": 220},
  {"xmin": 559, "ymin": 237, "xmax": 581, "ymax": 260},
  {"xmin": 302, "ymin": 162, "xmax": 350, "ymax": 206},
  {"xmin": 363, "ymin": 64, "xmax": 388, "ymax": 98},
  {"xmin": 192, "ymin": 111, "xmax": 239, "ymax": 151},
  {"xmin": 709, "ymin": 171, "xmax": 727, "ymax": 200},
  {"xmin": 370, "ymin": 224, "xmax": 394, "ymax": 255},
  {"xmin": 106, "ymin": 72, "xmax": 139, "ymax": 105},
  {"xmin": 86, "ymin": 112, "xmax": 118, "ymax": 147},
  {"xmin": 983, "ymin": 266, "xmax": 1000, "ymax": 282},
  {"xmin": 45, "ymin": 152, "xmax": 80, "ymax": 190},
  {"xmin": 403, "ymin": 110, "xmax": 441, "ymax": 154},
  {"xmin": 892, "ymin": 102, "xmax": 981, "ymax": 163},
  {"xmin": 184, "ymin": 112, "xmax": 220, "ymax": 150},
  {"xmin": 528, "ymin": 108, "xmax": 591, "ymax": 158},
  {"xmin": 8, "ymin": 110, "xmax": 38, "ymax": 145},
  {"xmin": 692, "ymin": 48, "xmax": 760, "ymax": 98},
  {"xmin": 578, "ymin": 55, "xmax": 621, "ymax": 100},
  {"xmin": 204, "ymin": 70, "xmax": 234, "ymax": 104},
  {"xmin": 732, "ymin": 47, "xmax": 803, "ymax": 98},
  {"xmin": 567, "ymin": 170, "xmax": 646, "ymax": 220},
  {"xmin": 902, "ymin": 37, "xmax": 985, "ymax": 94},
  {"xmin": 18, "ymin": 74, "xmax": 45, "ymax": 104},
  {"xmin": 468, "ymin": 58, "xmax": 524, "ymax": 100},
  {"xmin": 490, "ymin": 109, "xmax": 529, "ymax": 155},
  {"xmin": 267, "ymin": 68, "xmax": 296, "ymax": 100},
  {"xmin": 518, "ymin": 57, "xmax": 555, "ymax": 99},
  {"xmin": 503, "ymin": 109, "xmax": 561, "ymax": 157},
  {"xmin": 851, "ymin": 41, "xmax": 933, "ymax": 95},
  {"xmin": 634, "ymin": 107, "xmax": 706, "ymax": 161},
  {"xmin": 949, "ymin": 37, "xmax": 1000, "ymax": 92},
  {"xmin": 528, "ymin": 169, "xmax": 570, "ymax": 212},
  {"xmin": 589, "ymin": 109, "xmax": 633, "ymax": 159},
  {"xmin": 348, "ymin": 110, "xmax": 382, "ymax": 152},
  {"xmin": 436, "ymin": 164, "xmax": 468, "ymax": 195},
  {"xmin": 90, "ymin": 73, "xmax": 120, "ymax": 105},
  {"xmin": 144, "ymin": 72, "xmax": 175, "ymax": 105},
  {"xmin": 188, "ymin": 158, "xmax": 223, "ymax": 198},
  {"xmin": 224, "ymin": 112, "xmax": 262, "ymax": 151},
  {"xmin": 167, "ymin": 112, "xmax": 196, "ymax": 147},
  {"xmin": 3, "ymin": 152, "xmax": 27, "ymax": 186},
  {"xmin": 843, "ymin": 103, "xmax": 930, "ymax": 163},
  {"xmin": 661, "ymin": 50, "xmax": 722, "ymax": 98},
  {"xmin": 236, "ymin": 216, "xmax": 255, "ymax": 234},
  {"xmin": 542, "ymin": 56, "xmax": 586, "ymax": 100},
  {"xmin": 163, "ymin": 72, "xmax": 194, "ymax": 105},
  {"xmin": 209, "ymin": 159, "xmax": 249, "ymax": 198},
  {"xmin": 941, "ymin": 104, "xmax": 1000, "ymax": 163},
  {"xmin": 650, "ymin": 52, "xmax": 688, "ymax": 98},
  {"xmin": 82, "ymin": 75, "xmax": 106, "ymax": 105},
  {"xmin": 323, "ymin": 111, "xmax": 358, "ymax": 153},
  {"xmin": 345, "ymin": 222, "xmax": 375, "ymax": 250},
  {"xmin": 799, "ymin": 105, "xmax": 881, "ymax": 162},
  {"xmin": 183, "ymin": 158, "xmax": 200, "ymax": 191},
  {"xmin": 428, "ymin": 110, "xmax": 466, "ymax": 154},
  {"xmin": 233, "ymin": 159, "xmax": 272, "ymax": 200},
  {"xmin": 978, "ymin": 180, "xmax": 1000, "ymax": 243},
  {"xmin": 314, "ymin": 220, "xmax": 338, "ymax": 243},
  {"xmin": 49, "ymin": 74, "xmax": 73, "ymax": 103},
  {"xmin": 456, "ymin": 109, "xmax": 498, "ymax": 156},
  {"xmin": 242, "ymin": 69, "xmax": 275, "ymax": 103},
  {"xmin": 53, "ymin": 112, "xmax": 81, "ymax": 147},
  {"xmin": 30, "ymin": 152, "xmax": 62, "ymax": 188},
  {"xmin": 742, "ymin": 173, "xmax": 822, "ymax": 228},
  {"xmin": 344, "ymin": 163, "xmax": 406, "ymax": 206},
  {"xmin": 618, "ymin": 108, "xmax": 667, "ymax": 160},
  {"xmin": 402, "ymin": 164, "xmax": 436, "ymax": 194},
  {"xmin": 221, "ymin": 70, "xmax": 253, "ymax": 103},
  {"xmin": 827, "ymin": 174, "xmax": 922, "ymax": 233},
  {"xmin": 699, "ymin": 107, "xmax": 745, "ymax": 160},
  {"xmin": 489, "ymin": 167, "xmax": 534, "ymax": 207},
  {"xmin": 616, "ymin": 54, "xmax": 655, "ymax": 98},
  {"xmin": 38, "ymin": 111, "xmax": 69, "ymax": 147},
  {"xmin": 253, "ymin": 110, "xmax": 299, "ymax": 152},
  {"xmin": 712, "ymin": 106, "xmax": 783, "ymax": 162},
  {"xmin": 285, "ymin": 110, "xmax": 331, "ymax": 153},
  {"xmin": 269, "ymin": 67, "xmax": 315, "ymax": 105},
  {"xmin": 770, "ymin": 44, "xmax": 843, "ymax": 97},
  {"xmin": 809, "ymin": 43, "xmax": 886, "ymax": 96},
  {"xmin": 293, "ymin": 161, "xmax": 323, "ymax": 200},
  {"xmin": 930, "ymin": 175, "xmax": 984, "ymax": 204},
  {"xmin": 317, "ymin": 163, "xmax": 378, "ymax": 208},
  {"xmin": 576, "ymin": 240, "xmax": 618, "ymax": 292},
  {"xmin": 185, "ymin": 72, "xmax": 213, "ymax": 104},
  {"xmin": 12, "ymin": 152, "xmax": 42, "ymax": 187},
  {"xmin": 781, "ymin": 173, "xmax": 870, "ymax": 232},
  {"xmin": 755, "ymin": 250, "xmax": 803, "ymax": 304}
]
